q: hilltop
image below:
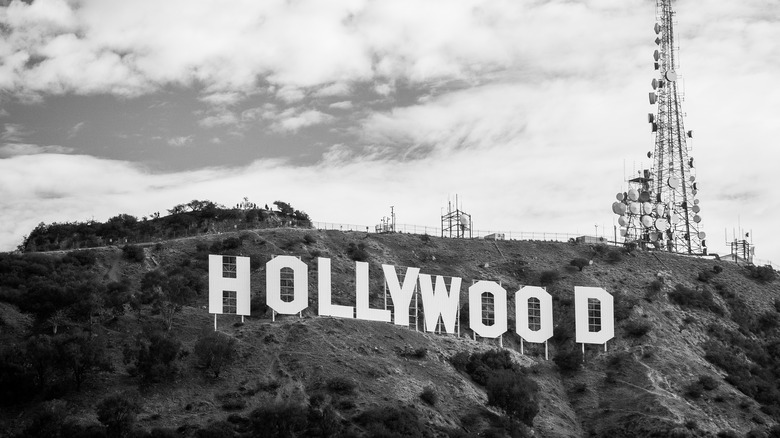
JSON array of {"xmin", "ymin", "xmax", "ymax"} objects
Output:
[{"xmin": 1, "ymin": 227, "xmax": 780, "ymax": 437}]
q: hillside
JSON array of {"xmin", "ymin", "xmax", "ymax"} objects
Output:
[{"xmin": 1, "ymin": 228, "xmax": 780, "ymax": 437}]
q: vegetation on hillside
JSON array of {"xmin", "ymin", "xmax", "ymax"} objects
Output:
[{"xmin": 18, "ymin": 199, "xmax": 312, "ymax": 252}]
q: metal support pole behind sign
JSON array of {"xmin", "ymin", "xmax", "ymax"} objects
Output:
[
  {"xmin": 520, "ymin": 338, "xmax": 524, "ymax": 355},
  {"xmin": 581, "ymin": 343, "xmax": 585, "ymax": 362},
  {"xmin": 214, "ymin": 314, "xmax": 217, "ymax": 331},
  {"xmin": 545, "ymin": 341, "xmax": 549, "ymax": 361}
]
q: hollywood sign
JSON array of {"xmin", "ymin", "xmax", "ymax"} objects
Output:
[{"xmin": 208, "ymin": 255, "xmax": 614, "ymax": 346}]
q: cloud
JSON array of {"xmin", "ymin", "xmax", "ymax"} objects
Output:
[
  {"xmin": 166, "ymin": 136, "xmax": 193, "ymax": 147},
  {"xmin": 329, "ymin": 101, "xmax": 353, "ymax": 110},
  {"xmin": 0, "ymin": 143, "xmax": 74, "ymax": 157},
  {"xmin": 67, "ymin": 121, "xmax": 85, "ymax": 138}
]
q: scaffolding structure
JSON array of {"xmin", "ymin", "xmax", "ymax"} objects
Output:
[{"xmin": 441, "ymin": 197, "xmax": 472, "ymax": 239}]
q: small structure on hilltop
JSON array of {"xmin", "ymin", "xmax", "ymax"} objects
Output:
[
  {"xmin": 375, "ymin": 206, "xmax": 396, "ymax": 233},
  {"xmin": 441, "ymin": 196, "xmax": 472, "ymax": 239}
]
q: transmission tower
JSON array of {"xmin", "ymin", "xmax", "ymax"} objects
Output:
[{"xmin": 612, "ymin": 0, "xmax": 706, "ymax": 255}]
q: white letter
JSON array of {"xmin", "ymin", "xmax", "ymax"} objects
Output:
[
  {"xmin": 382, "ymin": 264, "xmax": 420, "ymax": 326},
  {"xmin": 575, "ymin": 286, "xmax": 615, "ymax": 344},
  {"xmin": 266, "ymin": 255, "xmax": 308, "ymax": 315},
  {"xmin": 318, "ymin": 257, "xmax": 354, "ymax": 319},
  {"xmin": 419, "ymin": 274, "xmax": 461, "ymax": 334},
  {"xmin": 355, "ymin": 262, "xmax": 391, "ymax": 322},
  {"xmin": 515, "ymin": 286, "xmax": 553, "ymax": 343},
  {"xmin": 208, "ymin": 255, "xmax": 251, "ymax": 315},
  {"xmin": 468, "ymin": 281, "xmax": 507, "ymax": 338}
]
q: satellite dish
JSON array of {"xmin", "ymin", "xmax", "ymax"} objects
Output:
[
  {"xmin": 652, "ymin": 78, "xmax": 658, "ymax": 90},
  {"xmin": 654, "ymin": 62, "xmax": 660, "ymax": 70},
  {"xmin": 629, "ymin": 202, "xmax": 641, "ymax": 215},
  {"xmin": 670, "ymin": 214, "xmax": 680, "ymax": 225},
  {"xmin": 628, "ymin": 189, "xmax": 639, "ymax": 201},
  {"xmin": 692, "ymin": 189, "xmax": 698, "ymax": 196},
  {"xmin": 653, "ymin": 50, "xmax": 660, "ymax": 61},
  {"xmin": 689, "ymin": 158, "xmax": 694, "ymax": 168},
  {"xmin": 654, "ymin": 23, "xmax": 662, "ymax": 34},
  {"xmin": 687, "ymin": 130, "xmax": 694, "ymax": 138},
  {"xmin": 689, "ymin": 175, "xmax": 696, "ymax": 182},
  {"xmin": 460, "ymin": 215, "xmax": 470, "ymax": 226},
  {"xmin": 642, "ymin": 202, "xmax": 653, "ymax": 214},
  {"xmin": 612, "ymin": 202, "xmax": 623, "ymax": 215},
  {"xmin": 647, "ymin": 151, "xmax": 652, "ymax": 158},
  {"xmin": 655, "ymin": 37, "xmax": 661, "ymax": 45},
  {"xmin": 702, "ymin": 239, "xmax": 707, "ymax": 247},
  {"xmin": 681, "ymin": 201, "xmax": 687, "ymax": 209},
  {"xmin": 693, "ymin": 199, "xmax": 699, "ymax": 205},
  {"xmin": 618, "ymin": 216, "xmax": 627, "ymax": 227},
  {"xmin": 620, "ymin": 228, "xmax": 628, "ymax": 237},
  {"xmin": 616, "ymin": 192, "xmax": 625, "ymax": 201},
  {"xmin": 655, "ymin": 218, "xmax": 670, "ymax": 231},
  {"xmin": 693, "ymin": 215, "xmax": 702, "ymax": 223},
  {"xmin": 648, "ymin": 113, "xmax": 654, "ymax": 123},
  {"xmin": 639, "ymin": 191, "xmax": 651, "ymax": 202},
  {"xmin": 692, "ymin": 205, "xmax": 701, "ymax": 213},
  {"xmin": 693, "ymin": 182, "xmax": 698, "ymax": 190},
  {"xmin": 649, "ymin": 92, "xmax": 657, "ymax": 105},
  {"xmin": 655, "ymin": 204, "xmax": 665, "ymax": 216},
  {"xmin": 641, "ymin": 215, "xmax": 654, "ymax": 228},
  {"xmin": 668, "ymin": 176, "xmax": 680, "ymax": 188},
  {"xmin": 698, "ymin": 231, "xmax": 707, "ymax": 239},
  {"xmin": 649, "ymin": 231, "xmax": 659, "ymax": 242},
  {"xmin": 651, "ymin": 123, "xmax": 658, "ymax": 132},
  {"xmin": 665, "ymin": 71, "xmax": 677, "ymax": 81}
]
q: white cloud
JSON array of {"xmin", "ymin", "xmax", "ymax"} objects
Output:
[
  {"xmin": 67, "ymin": 121, "xmax": 84, "ymax": 138},
  {"xmin": 0, "ymin": 143, "xmax": 74, "ymax": 157},
  {"xmin": 329, "ymin": 101, "xmax": 353, "ymax": 110},
  {"xmin": 269, "ymin": 109, "xmax": 334, "ymax": 134},
  {"xmin": 166, "ymin": 136, "xmax": 193, "ymax": 147}
]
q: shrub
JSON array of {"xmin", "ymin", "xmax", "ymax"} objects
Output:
[
  {"xmin": 746, "ymin": 265, "xmax": 776, "ymax": 282},
  {"xmin": 624, "ymin": 319, "xmax": 652, "ymax": 337},
  {"xmin": 249, "ymin": 402, "xmax": 308, "ymax": 437},
  {"xmin": 326, "ymin": 376, "xmax": 356, "ymax": 394},
  {"xmin": 684, "ymin": 381, "xmax": 704, "ymax": 399},
  {"xmin": 194, "ymin": 331, "xmax": 238, "ymax": 378},
  {"xmin": 216, "ymin": 392, "xmax": 246, "ymax": 411},
  {"xmin": 123, "ymin": 329, "xmax": 181, "ymax": 384},
  {"xmin": 649, "ymin": 278, "xmax": 664, "ymax": 292},
  {"xmin": 486, "ymin": 369, "xmax": 539, "ymax": 427},
  {"xmin": 668, "ymin": 284, "xmax": 723, "ymax": 315},
  {"xmin": 713, "ymin": 265, "xmax": 723, "ymax": 274},
  {"xmin": 450, "ymin": 351, "xmax": 470, "ymax": 372},
  {"xmin": 346, "ymin": 242, "xmax": 369, "ymax": 262},
  {"xmin": 539, "ymin": 270, "xmax": 559, "ymax": 286},
  {"xmin": 398, "ymin": 346, "xmax": 427, "ymax": 359},
  {"xmin": 697, "ymin": 270, "xmax": 714, "ymax": 283},
  {"xmin": 420, "ymin": 387, "xmax": 438, "ymax": 405},
  {"xmin": 303, "ymin": 234, "xmax": 317, "ymax": 245},
  {"xmin": 96, "ymin": 393, "xmax": 141, "ymax": 438},
  {"xmin": 355, "ymin": 405, "xmax": 428, "ymax": 438},
  {"xmin": 122, "ymin": 245, "xmax": 145, "ymax": 262},
  {"xmin": 570, "ymin": 258, "xmax": 590, "ymax": 271},
  {"xmin": 605, "ymin": 249, "xmax": 623, "ymax": 263},
  {"xmin": 553, "ymin": 349, "xmax": 582, "ymax": 373},
  {"xmin": 698, "ymin": 375, "xmax": 720, "ymax": 391}
]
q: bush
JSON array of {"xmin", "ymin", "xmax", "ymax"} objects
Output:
[
  {"xmin": 713, "ymin": 265, "xmax": 723, "ymax": 274},
  {"xmin": 570, "ymin": 258, "xmax": 590, "ymax": 271},
  {"xmin": 96, "ymin": 393, "xmax": 141, "ymax": 438},
  {"xmin": 746, "ymin": 265, "xmax": 776, "ymax": 282},
  {"xmin": 698, "ymin": 375, "xmax": 720, "ymax": 391},
  {"xmin": 697, "ymin": 270, "xmax": 714, "ymax": 283},
  {"xmin": 450, "ymin": 351, "xmax": 470, "ymax": 372},
  {"xmin": 122, "ymin": 245, "xmax": 145, "ymax": 262},
  {"xmin": 355, "ymin": 405, "xmax": 428, "ymax": 438},
  {"xmin": 684, "ymin": 381, "xmax": 704, "ymax": 399},
  {"xmin": 420, "ymin": 387, "xmax": 438, "ymax": 406},
  {"xmin": 486, "ymin": 369, "xmax": 539, "ymax": 427},
  {"xmin": 398, "ymin": 346, "xmax": 427, "ymax": 359},
  {"xmin": 326, "ymin": 376, "xmax": 356, "ymax": 394},
  {"xmin": 624, "ymin": 319, "xmax": 652, "ymax": 337},
  {"xmin": 346, "ymin": 242, "xmax": 369, "ymax": 262},
  {"xmin": 539, "ymin": 270, "xmax": 559, "ymax": 286},
  {"xmin": 303, "ymin": 234, "xmax": 317, "ymax": 245},
  {"xmin": 605, "ymin": 249, "xmax": 623, "ymax": 263},
  {"xmin": 553, "ymin": 349, "xmax": 582, "ymax": 373},
  {"xmin": 668, "ymin": 284, "xmax": 723, "ymax": 315},
  {"xmin": 249, "ymin": 402, "xmax": 308, "ymax": 437},
  {"xmin": 123, "ymin": 329, "xmax": 181, "ymax": 384},
  {"xmin": 194, "ymin": 331, "xmax": 238, "ymax": 378}
]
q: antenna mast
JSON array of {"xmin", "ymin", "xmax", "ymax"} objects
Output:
[{"xmin": 612, "ymin": 0, "xmax": 706, "ymax": 255}]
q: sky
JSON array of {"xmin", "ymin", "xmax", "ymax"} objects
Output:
[{"xmin": 1, "ymin": 0, "xmax": 779, "ymax": 265}]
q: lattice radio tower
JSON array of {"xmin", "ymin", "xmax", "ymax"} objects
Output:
[{"xmin": 612, "ymin": 0, "xmax": 706, "ymax": 255}]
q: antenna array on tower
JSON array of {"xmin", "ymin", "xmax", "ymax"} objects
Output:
[{"xmin": 611, "ymin": 0, "xmax": 706, "ymax": 255}]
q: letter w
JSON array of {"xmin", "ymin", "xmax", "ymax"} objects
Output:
[{"xmin": 419, "ymin": 274, "xmax": 461, "ymax": 334}]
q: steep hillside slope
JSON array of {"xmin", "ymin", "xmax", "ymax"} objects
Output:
[{"xmin": 1, "ymin": 228, "xmax": 779, "ymax": 437}]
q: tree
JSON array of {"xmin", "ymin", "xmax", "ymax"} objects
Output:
[
  {"xmin": 96, "ymin": 393, "xmax": 141, "ymax": 438},
  {"xmin": 486, "ymin": 369, "xmax": 539, "ymax": 428},
  {"xmin": 140, "ymin": 269, "xmax": 199, "ymax": 331},
  {"xmin": 570, "ymin": 258, "xmax": 590, "ymax": 271},
  {"xmin": 273, "ymin": 201, "xmax": 295, "ymax": 217},
  {"xmin": 194, "ymin": 331, "xmax": 238, "ymax": 378},
  {"xmin": 55, "ymin": 333, "xmax": 111, "ymax": 391},
  {"xmin": 123, "ymin": 329, "xmax": 181, "ymax": 384},
  {"xmin": 46, "ymin": 308, "xmax": 70, "ymax": 334},
  {"xmin": 25, "ymin": 335, "xmax": 57, "ymax": 389}
]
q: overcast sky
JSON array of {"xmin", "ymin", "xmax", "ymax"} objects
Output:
[{"xmin": 1, "ymin": 0, "xmax": 778, "ymax": 264}]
